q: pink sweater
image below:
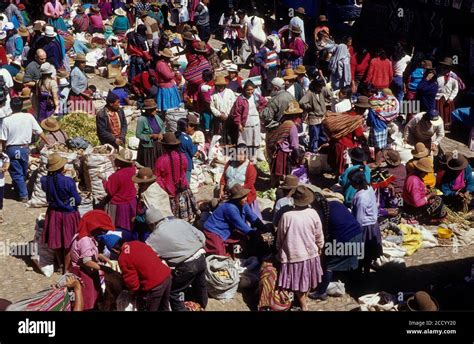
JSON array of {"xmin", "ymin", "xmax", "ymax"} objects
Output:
[
  {"xmin": 103, "ymin": 166, "xmax": 137, "ymax": 204},
  {"xmin": 90, "ymin": 14, "xmax": 104, "ymax": 30},
  {"xmin": 44, "ymin": 1, "xmax": 64, "ymax": 18},
  {"xmin": 403, "ymin": 174, "xmax": 427, "ymax": 207},
  {"xmin": 155, "ymin": 60, "xmax": 176, "ymax": 88},
  {"xmin": 155, "ymin": 151, "xmax": 189, "ymax": 198},
  {"xmin": 365, "ymin": 57, "xmax": 393, "ymax": 89},
  {"xmin": 277, "ymin": 208, "xmax": 324, "ymax": 263}
]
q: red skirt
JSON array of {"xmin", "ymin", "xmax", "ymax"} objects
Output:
[
  {"xmin": 271, "ymin": 149, "xmax": 290, "ymax": 177},
  {"xmin": 330, "ymin": 141, "xmax": 348, "ymax": 176},
  {"xmin": 68, "ymin": 93, "xmax": 96, "ymax": 115},
  {"xmin": 42, "ymin": 209, "xmax": 81, "ymax": 250},
  {"xmin": 436, "ymin": 97, "xmax": 455, "ymax": 126}
]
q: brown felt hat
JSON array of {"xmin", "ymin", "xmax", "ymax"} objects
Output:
[
  {"xmin": 284, "ymin": 100, "xmax": 303, "ymax": 115},
  {"xmin": 354, "ymin": 96, "xmax": 371, "ymax": 108},
  {"xmin": 439, "ymin": 57, "xmax": 454, "ymax": 67},
  {"xmin": 446, "ymin": 155, "xmax": 468, "ymax": 171},
  {"xmin": 382, "ymin": 149, "xmax": 401, "ymax": 167},
  {"xmin": 413, "ymin": 157, "xmax": 434, "ymax": 173},
  {"xmin": 75, "ymin": 53, "xmax": 87, "ymax": 62},
  {"xmin": 132, "ymin": 167, "xmax": 157, "ymax": 184},
  {"xmin": 194, "ymin": 41, "xmax": 208, "ymax": 53},
  {"xmin": 411, "ymin": 142, "xmax": 429, "ymax": 159},
  {"xmin": 214, "ymin": 75, "xmax": 227, "ymax": 86},
  {"xmin": 292, "ymin": 185, "xmax": 315, "ymax": 207},
  {"xmin": 76, "ymin": 6, "xmax": 85, "ymax": 14},
  {"xmin": 160, "ymin": 132, "xmax": 181, "ymax": 146},
  {"xmin": 421, "ymin": 59, "xmax": 434, "ymax": 70},
  {"xmin": 143, "ymin": 98, "xmax": 157, "ymax": 110},
  {"xmin": 280, "ymin": 175, "xmax": 299, "ymax": 190},
  {"xmin": 47, "ymin": 153, "xmax": 67, "ymax": 172},
  {"xmin": 159, "ymin": 48, "xmax": 174, "ymax": 59},
  {"xmin": 182, "ymin": 31, "xmax": 194, "ymax": 41},
  {"xmin": 290, "ymin": 25, "xmax": 301, "ymax": 34},
  {"xmin": 407, "ymin": 291, "xmax": 439, "ymax": 311},
  {"xmin": 283, "ymin": 68, "xmax": 297, "ymax": 80},
  {"xmin": 187, "ymin": 113, "xmax": 199, "ymax": 125},
  {"xmin": 41, "ymin": 117, "xmax": 61, "ymax": 132},
  {"xmin": 114, "ymin": 148, "xmax": 134, "ymax": 164},
  {"xmin": 229, "ymin": 183, "xmax": 251, "ymax": 200}
]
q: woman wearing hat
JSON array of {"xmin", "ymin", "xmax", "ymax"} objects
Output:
[
  {"xmin": 69, "ymin": 53, "xmax": 96, "ymax": 115},
  {"xmin": 111, "ymin": 76, "xmax": 134, "ymax": 106},
  {"xmin": 436, "ymin": 57, "xmax": 459, "ymax": 130},
  {"xmin": 404, "ymin": 109, "xmax": 444, "ymax": 152},
  {"xmin": 5, "ymin": 26, "xmax": 23, "ymax": 58},
  {"xmin": 136, "ymin": 98, "xmax": 164, "ymax": 169},
  {"xmin": 41, "ymin": 153, "xmax": 82, "ymax": 274},
  {"xmin": 40, "ymin": 117, "xmax": 68, "ymax": 149},
  {"xmin": 34, "ymin": 62, "xmax": 59, "ymax": 122},
  {"xmin": 106, "ymin": 35, "xmax": 122, "ymax": 67},
  {"xmin": 266, "ymin": 100, "xmax": 302, "ymax": 185},
  {"xmin": 210, "ymin": 74, "xmax": 236, "ymax": 139},
  {"xmin": 286, "ymin": 25, "xmax": 305, "ymax": 70},
  {"xmin": 70, "ymin": 210, "xmax": 115, "ymax": 310},
  {"xmin": 338, "ymin": 147, "xmax": 371, "ymax": 207},
  {"xmin": 406, "ymin": 142, "xmax": 436, "ymax": 189},
  {"xmin": 182, "ymin": 41, "xmax": 211, "ymax": 105},
  {"xmin": 89, "ymin": 6, "xmax": 105, "ymax": 33},
  {"xmin": 403, "ymin": 156, "xmax": 446, "ymax": 223},
  {"xmin": 44, "ymin": 0, "xmax": 67, "ymax": 32},
  {"xmin": 382, "ymin": 149, "xmax": 406, "ymax": 196},
  {"xmin": 203, "ymin": 183, "xmax": 266, "ymax": 256},
  {"xmin": 112, "ymin": 8, "xmax": 130, "ymax": 34},
  {"xmin": 276, "ymin": 185, "xmax": 324, "ymax": 311},
  {"xmin": 348, "ymin": 167, "xmax": 382, "ymax": 274},
  {"xmin": 219, "ymin": 143, "xmax": 261, "ymax": 218},
  {"xmin": 101, "ymin": 148, "xmax": 137, "ymax": 231},
  {"xmin": 155, "ymin": 132, "xmax": 198, "ymax": 223},
  {"xmin": 309, "ymin": 192, "xmax": 363, "ymax": 300},
  {"xmin": 228, "ymin": 80, "xmax": 268, "ymax": 157},
  {"xmin": 440, "ymin": 154, "xmax": 474, "ymax": 211},
  {"xmin": 155, "ymin": 48, "xmax": 182, "ymax": 112},
  {"xmin": 225, "ymin": 64, "xmax": 243, "ymax": 93},
  {"xmin": 72, "ymin": 6, "xmax": 90, "ymax": 33},
  {"xmin": 272, "ymin": 175, "xmax": 299, "ymax": 226}
]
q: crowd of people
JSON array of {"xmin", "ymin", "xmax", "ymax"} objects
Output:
[{"xmin": 0, "ymin": 0, "xmax": 472, "ymax": 312}]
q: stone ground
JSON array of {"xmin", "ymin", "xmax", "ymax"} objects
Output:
[{"xmin": 1, "ymin": 38, "xmax": 474, "ymax": 311}]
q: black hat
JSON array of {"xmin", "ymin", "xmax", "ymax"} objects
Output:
[
  {"xmin": 106, "ymin": 90, "xmax": 119, "ymax": 104},
  {"xmin": 349, "ymin": 147, "xmax": 368, "ymax": 164}
]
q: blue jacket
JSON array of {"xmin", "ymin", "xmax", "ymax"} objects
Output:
[
  {"xmin": 178, "ymin": 132, "xmax": 197, "ymax": 172},
  {"xmin": 416, "ymin": 79, "xmax": 438, "ymax": 113},
  {"xmin": 204, "ymin": 202, "xmax": 258, "ymax": 241},
  {"xmin": 339, "ymin": 164, "xmax": 371, "ymax": 206},
  {"xmin": 41, "ymin": 173, "xmax": 82, "ymax": 212},
  {"xmin": 327, "ymin": 201, "xmax": 362, "ymax": 242},
  {"xmin": 441, "ymin": 164, "xmax": 474, "ymax": 197}
]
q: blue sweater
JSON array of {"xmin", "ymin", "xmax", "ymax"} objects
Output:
[
  {"xmin": 204, "ymin": 202, "xmax": 258, "ymax": 241},
  {"xmin": 416, "ymin": 79, "xmax": 438, "ymax": 113},
  {"xmin": 41, "ymin": 173, "xmax": 82, "ymax": 212},
  {"xmin": 339, "ymin": 164, "xmax": 371, "ymax": 206},
  {"xmin": 178, "ymin": 132, "xmax": 197, "ymax": 172},
  {"xmin": 327, "ymin": 201, "xmax": 362, "ymax": 242},
  {"xmin": 441, "ymin": 165, "xmax": 474, "ymax": 197}
]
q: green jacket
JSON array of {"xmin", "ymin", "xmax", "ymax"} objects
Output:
[{"xmin": 136, "ymin": 115, "xmax": 164, "ymax": 148}]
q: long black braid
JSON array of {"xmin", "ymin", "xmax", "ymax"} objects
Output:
[{"xmin": 312, "ymin": 192, "xmax": 330, "ymax": 237}]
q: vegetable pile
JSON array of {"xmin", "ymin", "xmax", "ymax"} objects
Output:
[{"xmin": 60, "ymin": 113, "xmax": 100, "ymax": 146}]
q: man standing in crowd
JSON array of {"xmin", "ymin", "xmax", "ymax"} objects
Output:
[
  {"xmin": 0, "ymin": 98, "xmax": 49, "ymax": 202},
  {"xmin": 96, "ymin": 91, "xmax": 128, "ymax": 149},
  {"xmin": 23, "ymin": 49, "xmax": 47, "ymax": 87}
]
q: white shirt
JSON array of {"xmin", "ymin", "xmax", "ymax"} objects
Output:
[
  {"xmin": 436, "ymin": 75, "xmax": 459, "ymax": 101},
  {"xmin": 0, "ymin": 112, "xmax": 43, "ymax": 146},
  {"xmin": 210, "ymin": 89, "xmax": 237, "ymax": 118},
  {"xmin": 289, "ymin": 16, "xmax": 305, "ymax": 42},
  {"xmin": 392, "ymin": 55, "xmax": 411, "ymax": 76},
  {"xmin": 332, "ymin": 99, "xmax": 352, "ymax": 113},
  {"xmin": 246, "ymin": 95, "xmax": 260, "ymax": 126}
]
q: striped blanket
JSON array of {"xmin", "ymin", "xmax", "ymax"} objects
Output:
[
  {"xmin": 258, "ymin": 261, "xmax": 292, "ymax": 311},
  {"xmin": 7, "ymin": 288, "xmax": 71, "ymax": 311},
  {"xmin": 183, "ymin": 55, "xmax": 211, "ymax": 86},
  {"xmin": 322, "ymin": 112, "xmax": 364, "ymax": 140}
]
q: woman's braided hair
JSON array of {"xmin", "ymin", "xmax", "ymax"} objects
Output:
[{"xmin": 312, "ymin": 192, "xmax": 330, "ymax": 236}]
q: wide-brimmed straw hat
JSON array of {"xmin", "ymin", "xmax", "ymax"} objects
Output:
[
  {"xmin": 182, "ymin": 31, "xmax": 194, "ymax": 41},
  {"xmin": 160, "ymin": 132, "xmax": 181, "ymax": 146},
  {"xmin": 446, "ymin": 155, "xmax": 468, "ymax": 171},
  {"xmin": 143, "ymin": 98, "xmax": 157, "ymax": 110},
  {"xmin": 13, "ymin": 72, "xmax": 24, "ymax": 84},
  {"xmin": 18, "ymin": 26, "xmax": 29, "ymax": 37},
  {"xmin": 19, "ymin": 87, "xmax": 31, "ymax": 99},
  {"xmin": 290, "ymin": 25, "xmax": 301, "ymax": 34},
  {"xmin": 47, "ymin": 153, "xmax": 67, "ymax": 172},
  {"xmin": 132, "ymin": 167, "xmax": 157, "ymax": 184},
  {"xmin": 214, "ymin": 75, "xmax": 227, "ymax": 86},
  {"xmin": 42, "ymin": 25, "xmax": 57, "ymax": 38},
  {"xmin": 354, "ymin": 96, "xmax": 371, "ymax": 108},
  {"xmin": 411, "ymin": 142, "xmax": 429, "ymax": 159},
  {"xmin": 229, "ymin": 184, "xmax": 250, "ymax": 200},
  {"xmin": 283, "ymin": 68, "xmax": 297, "ymax": 80},
  {"xmin": 112, "ymin": 76, "xmax": 127, "ymax": 88},
  {"xmin": 292, "ymin": 185, "xmax": 315, "ymax": 207},
  {"xmin": 114, "ymin": 148, "xmax": 134, "ymax": 164},
  {"xmin": 280, "ymin": 175, "xmax": 299, "ymax": 190},
  {"xmin": 284, "ymin": 100, "xmax": 303, "ymax": 115},
  {"xmin": 382, "ymin": 149, "xmax": 401, "ymax": 167},
  {"xmin": 41, "ymin": 117, "xmax": 61, "ymax": 132},
  {"xmin": 75, "ymin": 53, "xmax": 87, "ymax": 62},
  {"xmin": 159, "ymin": 48, "xmax": 174, "ymax": 59},
  {"xmin": 114, "ymin": 8, "xmax": 126, "ymax": 16},
  {"xmin": 413, "ymin": 157, "xmax": 434, "ymax": 173},
  {"xmin": 407, "ymin": 291, "xmax": 439, "ymax": 311},
  {"xmin": 294, "ymin": 65, "xmax": 306, "ymax": 75}
]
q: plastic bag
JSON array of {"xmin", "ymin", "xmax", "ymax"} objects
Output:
[{"xmin": 205, "ymin": 255, "xmax": 240, "ymax": 300}]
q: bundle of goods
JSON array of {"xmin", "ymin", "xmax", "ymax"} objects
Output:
[
  {"xmin": 165, "ymin": 107, "xmax": 188, "ymax": 132},
  {"xmin": 29, "ymin": 145, "xmax": 79, "ymax": 208},
  {"xmin": 322, "ymin": 112, "xmax": 364, "ymax": 140},
  {"xmin": 369, "ymin": 94, "xmax": 400, "ymax": 119},
  {"xmin": 31, "ymin": 214, "xmax": 55, "ymax": 277},
  {"xmin": 83, "ymin": 144, "xmax": 116, "ymax": 203},
  {"xmin": 205, "ymin": 255, "xmax": 240, "ymax": 300},
  {"xmin": 60, "ymin": 113, "xmax": 100, "ymax": 146}
]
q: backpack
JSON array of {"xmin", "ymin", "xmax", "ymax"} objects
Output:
[{"xmin": 0, "ymin": 75, "xmax": 9, "ymax": 105}]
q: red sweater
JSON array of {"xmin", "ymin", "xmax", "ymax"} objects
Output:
[
  {"xmin": 0, "ymin": 46, "xmax": 8, "ymax": 65},
  {"xmin": 118, "ymin": 241, "xmax": 171, "ymax": 292},
  {"xmin": 350, "ymin": 52, "xmax": 371, "ymax": 81},
  {"xmin": 103, "ymin": 166, "xmax": 137, "ymax": 204},
  {"xmin": 365, "ymin": 57, "xmax": 393, "ymax": 89},
  {"xmin": 220, "ymin": 161, "xmax": 258, "ymax": 204}
]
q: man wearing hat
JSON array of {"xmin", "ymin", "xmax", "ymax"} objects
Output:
[
  {"xmin": 96, "ymin": 91, "xmax": 128, "ymax": 148},
  {"xmin": 300, "ymin": 77, "xmax": 331, "ymax": 152},
  {"xmin": 24, "ymin": 49, "xmax": 47, "ymax": 87},
  {"xmin": 404, "ymin": 109, "xmax": 444, "ymax": 152},
  {"xmin": 261, "ymin": 77, "xmax": 296, "ymax": 130},
  {"xmin": 203, "ymin": 183, "xmax": 266, "ymax": 256},
  {"xmin": 133, "ymin": 168, "xmax": 173, "ymax": 218},
  {"xmin": 210, "ymin": 75, "xmax": 236, "ymax": 138},
  {"xmin": 436, "ymin": 57, "xmax": 459, "ymax": 131},
  {"xmin": 273, "ymin": 175, "xmax": 299, "ymax": 226},
  {"xmin": 283, "ymin": 68, "xmax": 303, "ymax": 101},
  {"xmin": 0, "ymin": 97, "xmax": 49, "ymax": 202},
  {"xmin": 145, "ymin": 207, "xmax": 208, "ymax": 311},
  {"xmin": 314, "ymin": 14, "xmax": 330, "ymax": 38},
  {"xmin": 73, "ymin": 6, "xmax": 90, "ymax": 33},
  {"xmin": 111, "ymin": 76, "xmax": 135, "ymax": 106},
  {"xmin": 254, "ymin": 38, "xmax": 280, "ymax": 96},
  {"xmin": 440, "ymin": 154, "xmax": 474, "ymax": 211},
  {"xmin": 289, "ymin": 7, "xmax": 306, "ymax": 42}
]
